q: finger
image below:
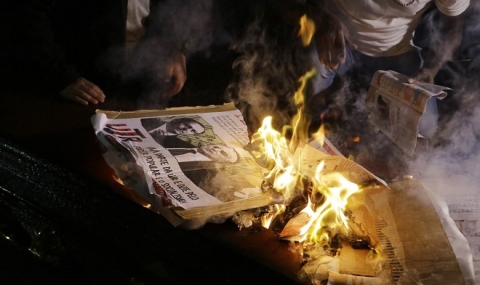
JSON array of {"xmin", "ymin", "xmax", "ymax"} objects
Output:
[
  {"xmin": 78, "ymin": 86, "xmax": 104, "ymax": 102},
  {"xmin": 168, "ymin": 82, "xmax": 182, "ymax": 97},
  {"xmin": 63, "ymin": 90, "xmax": 89, "ymax": 105},
  {"xmin": 166, "ymin": 63, "xmax": 186, "ymax": 96},
  {"xmin": 173, "ymin": 67, "xmax": 187, "ymax": 86},
  {"xmin": 81, "ymin": 80, "xmax": 106, "ymax": 101},
  {"xmin": 315, "ymin": 36, "xmax": 328, "ymax": 63},
  {"xmin": 316, "ymin": 35, "xmax": 340, "ymax": 70},
  {"xmin": 163, "ymin": 67, "xmax": 174, "ymax": 83},
  {"xmin": 73, "ymin": 88, "xmax": 99, "ymax": 104},
  {"xmin": 72, "ymin": 96, "xmax": 89, "ymax": 105},
  {"xmin": 327, "ymin": 51, "xmax": 338, "ymax": 71},
  {"xmin": 317, "ymin": 49, "xmax": 333, "ymax": 70},
  {"xmin": 60, "ymin": 89, "xmax": 89, "ymax": 105},
  {"xmin": 332, "ymin": 31, "xmax": 346, "ymax": 65},
  {"xmin": 86, "ymin": 87, "xmax": 105, "ymax": 102},
  {"xmin": 77, "ymin": 80, "xmax": 105, "ymax": 102},
  {"xmin": 74, "ymin": 87, "xmax": 99, "ymax": 104},
  {"xmin": 168, "ymin": 77, "xmax": 185, "ymax": 97}
]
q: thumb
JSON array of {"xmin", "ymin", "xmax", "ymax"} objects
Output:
[{"xmin": 163, "ymin": 68, "xmax": 173, "ymax": 83}]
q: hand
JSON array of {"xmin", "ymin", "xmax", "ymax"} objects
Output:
[
  {"xmin": 408, "ymin": 67, "xmax": 438, "ymax": 84},
  {"xmin": 314, "ymin": 12, "xmax": 353, "ymax": 71},
  {"xmin": 60, "ymin": 77, "xmax": 105, "ymax": 105},
  {"xmin": 163, "ymin": 51, "xmax": 187, "ymax": 97}
]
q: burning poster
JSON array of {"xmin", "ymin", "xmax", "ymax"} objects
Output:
[{"xmin": 366, "ymin": 70, "xmax": 450, "ymax": 156}]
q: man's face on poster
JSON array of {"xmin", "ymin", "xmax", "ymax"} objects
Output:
[
  {"xmin": 166, "ymin": 118, "xmax": 205, "ymax": 135},
  {"xmin": 198, "ymin": 145, "xmax": 238, "ymax": 163}
]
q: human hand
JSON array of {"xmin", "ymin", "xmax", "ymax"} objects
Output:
[
  {"xmin": 163, "ymin": 51, "xmax": 187, "ymax": 97},
  {"xmin": 408, "ymin": 67, "xmax": 438, "ymax": 84},
  {"xmin": 314, "ymin": 12, "xmax": 354, "ymax": 71},
  {"xmin": 59, "ymin": 77, "xmax": 105, "ymax": 105}
]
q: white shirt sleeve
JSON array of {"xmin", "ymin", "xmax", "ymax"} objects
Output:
[{"xmin": 435, "ymin": 0, "xmax": 470, "ymax": 16}]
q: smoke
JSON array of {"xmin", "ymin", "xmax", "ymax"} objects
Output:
[
  {"xmin": 408, "ymin": 2, "xmax": 480, "ymax": 188},
  {"xmin": 225, "ymin": 2, "xmax": 314, "ymax": 135},
  {"xmin": 223, "ymin": 0, "xmax": 480, "ymax": 185},
  {"xmin": 405, "ymin": 5, "xmax": 480, "ymax": 279},
  {"xmin": 119, "ymin": 0, "xmax": 216, "ymax": 109},
  {"xmin": 148, "ymin": 0, "xmax": 215, "ymax": 57},
  {"xmin": 309, "ymin": 2, "xmax": 480, "ymax": 186}
]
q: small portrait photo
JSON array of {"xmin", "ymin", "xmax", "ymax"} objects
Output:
[{"xmin": 140, "ymin": 115, "xmax": 220, "ymax": 148}]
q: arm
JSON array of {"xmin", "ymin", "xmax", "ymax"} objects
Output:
[
  {"xmin": 409, "ymin": 11, "xmax": 467, "ymax": 84},
  {"xmin": 134, "ymin": 1, "xmax": 195, "ymax": 98},
  {"xmin": 309, "ymin": 3, "xmax": 350, "ymax": 71}
]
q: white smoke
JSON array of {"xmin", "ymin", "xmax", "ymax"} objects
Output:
[{"xmin": 407, "ymin": 2, "xmax": 480, "ymax": 280}]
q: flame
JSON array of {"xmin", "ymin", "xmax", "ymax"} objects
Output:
[
  {"xmin": 298, "ymin": 14, "xmax": 316, "ymax": 47},
  {"xmin": 112, "ymin": 174, "xmax": 125, "ymax": 185},
  {"xmin": 251, "ymin": 116, "xmax": 300, "ymax": 199},
  {"xmin": 253, "ymin": 107, "xmax": 360, "ymax": 243},
  {"xmin": 311, "ymin": 124, "xmax": 325, "ymax": 147},
  {"xmin": 261, "ymin": 204, "xmax": 286, "ymax": 229},
  {"xmin": 252, "ymin": 14, "xmax": 360, "ymax": 243},
  {"xmin": 367, "ymin": 244, "xmax": 386, "ymax": 272},
  {"xmin": 299, "ymin": 170, "xmax": 360, "ymax": 243}
]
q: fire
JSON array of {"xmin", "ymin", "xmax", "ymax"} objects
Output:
[
  {"xmin": 298, "ymin": 14, "xmax": 316, "ymax": 47},
  {"xmin": 299, "ymin": 169, "xmax": 360, "ymax": 243},
  {"xmin": 112, "ymin": 174, "xmax": 125, "ymax": 185},
  {"xmin": 260, "ymin": 204, "xmax": 286, "ymax": 229},
  {"xmin": 249, "ymin": 14, "xmax": 360, "ymax": 244},
  {"xmin": 252, "ymin": 115, "xmax": 359, "ymax": 244}
]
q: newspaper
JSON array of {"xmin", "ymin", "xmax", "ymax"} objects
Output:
[
  {"xmin": 284, "ymin": 147, "xmax": 476, "ymax": 284},
  {"xmin": 297, "ymin": 144, "xmax": 387, "ymax": 187},
  {"xmin": 92, "ymin": 103, "xmax": 278, "ymax": 226},
  {"xmin": 366, "ymin": 70, "xmax": 449, "ymax": 156},
  {"xmin": 419, "ymin": 175, "xmax": 480, "ymax": 283},
  {"xmin": 276, "ymin": 145, "xmax": 475, "ymax": 284}
]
